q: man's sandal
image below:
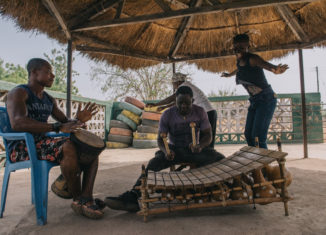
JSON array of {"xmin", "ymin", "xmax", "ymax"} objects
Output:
[{"xmin": 71, "ymin": 197, "xmax": 104, "ymax": 220}]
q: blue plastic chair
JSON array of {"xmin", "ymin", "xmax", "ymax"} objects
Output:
[{"xmin": 0, "ymin": 107, "xmax": 68, "ymax": 225}]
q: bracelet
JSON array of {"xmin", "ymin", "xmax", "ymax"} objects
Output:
[{"xmin": 52, "ymin": 122, "xmax": 62, "ymax": 133}]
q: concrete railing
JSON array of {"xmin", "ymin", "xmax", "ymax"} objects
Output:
[
  {"xmin": 0, "ymin": 81, "xmax": 113, "ymax": 139},
  {"xmin": 1, "ymin": 81, "xmax": 323, "ymax": 145}
]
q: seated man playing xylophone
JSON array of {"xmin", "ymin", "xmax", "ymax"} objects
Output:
[{"xmin": 105, "ymin": 86, "xmax": 225, "ymax": 212}]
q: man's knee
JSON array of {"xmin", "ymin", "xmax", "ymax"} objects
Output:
[
  {"xmin": 62, "ymin": 140, "xmax": 78, "ymax": 161},
  {"xmin": 203, "ymin": 148, "xmax": 225, "ymax": 162},
  {"xmin": 147, "ymin": 151, "xmax": 168, "ymax": 172}
]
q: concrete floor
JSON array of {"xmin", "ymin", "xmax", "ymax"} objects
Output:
[{"xmin": 0, "ymin": 143, "xmax": 325, "ymax": 235}]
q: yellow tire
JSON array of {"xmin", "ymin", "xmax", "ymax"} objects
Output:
[
  {"xmin": 144, "ymin": 106, "xmax": 167, "ymax": 113},
  {"xmin": 133, "ymin": 132, "xmax": 158, "ymax": 140},
  {"xmin": 106, "ymin": 141, "xmax": 129, "ymax": 149},
  {"xmin": 121, "ymin": 109, "xmax": 141, "ymax": 125}
]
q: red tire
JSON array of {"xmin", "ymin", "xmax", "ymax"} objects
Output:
[
  {"xmin": 125, "ymin": 96, "xmax": 145, "ymax": 109},
  {"xmin": 109, "ymin": 127, "xmax": 133, "ymax": 136},
  {"xmin": 142, "ymin": 111, "xmax": 161, "ymax": 121}
]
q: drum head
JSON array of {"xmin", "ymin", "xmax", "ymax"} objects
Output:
[{"xmin": 73, "ymin": 129, "xmax": 105, "ymax": 148}]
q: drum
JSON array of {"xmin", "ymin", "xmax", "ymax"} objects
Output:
[{"xmin": 70, "ymin": 129, "xmax": 106, "ymax": 164}]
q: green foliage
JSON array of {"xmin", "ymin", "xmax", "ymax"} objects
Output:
[
  {"xmin": 208, "ymin": 88, "xmax": 236, "ymax": 97},
  {"xmin": 0, "ymin": 59, "xmax": 28, "ymax": 84},
  {"xmin": 0, "ymin": 48, "xmax": 79, "ymax": 95},
  {"xmin": 91, "ymin": 62, "xmax": 191, "ymax": 101},
  {"xmin": 44, "ymin": 48, "xmax": 79, "ymax": 95}
]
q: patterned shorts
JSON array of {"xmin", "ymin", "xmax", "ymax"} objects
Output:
[{"xmin": 10, "ymin": 136, "xmax": 68, "ymax": 163}]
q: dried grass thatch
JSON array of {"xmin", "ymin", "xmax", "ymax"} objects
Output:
[{"xmin": 0, "ymin": 0, "xmax": 325, "ymax": 72}]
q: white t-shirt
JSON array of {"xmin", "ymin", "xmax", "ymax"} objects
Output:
[{"xmin": 180, "ymin": 81, "xmax": 214, "ymax": 112}]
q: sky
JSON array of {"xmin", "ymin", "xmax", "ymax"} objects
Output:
[{"xmin": 1, "ymin": 16, "xmax": 326, "ymax": 103}]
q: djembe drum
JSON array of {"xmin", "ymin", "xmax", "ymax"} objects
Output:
[
  {"xmin": 52, "ymin": 129, "xmax": 105, "ymax": 199},
  {"xmin": 70, "ymin": 129, "xmax": 106, "ymax": 164}
]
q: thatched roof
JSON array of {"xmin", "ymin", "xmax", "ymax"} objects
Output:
[{"xmin": 1, "ymin": 0, "xmax": 326, "ymax": 72}]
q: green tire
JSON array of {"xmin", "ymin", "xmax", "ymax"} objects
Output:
[
  {"xmin": 117, "ymin": 114, "xmax": 137, "ymax": 131},
  {"xmin": 118, "ymin": 102, "xmax": 142, "ymax": 116},
  {"xmin": 132, "ymin": 139, "xmax": 158, "ymax": 149}
]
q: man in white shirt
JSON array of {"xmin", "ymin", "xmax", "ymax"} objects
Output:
[{"xmin": 146, "ymin": 73, "xmax": 217, "ymax": 147}]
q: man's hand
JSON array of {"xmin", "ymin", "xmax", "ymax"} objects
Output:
[
  {"xmin": 76, "ymin": 102, "xmax": 98, "ymax": 123},
  {"xmin": 165, "ymin": 150, "xmax": 175, "ymax": 161},
  {"xmin": 221, "ymin": 72, "xmax": 231, "ymax": 78},
  {"xmin": 272, "ymin": 64, "xmax": 289, "ymax": 74},
  {"xmin": 189, "ymin": 143, "xmax": 203, "ymax": 153},
  {"xmin": 60, "ymin": 120, "xmax": 85, "ymax": 133}
]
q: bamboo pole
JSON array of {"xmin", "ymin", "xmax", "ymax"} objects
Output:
[
  {"xmin": 140, "ymin": 165, "xmax": 149, "ymax": 222},
  {"xmin": 138, "ymin": 197, "xmax": 289, "ymax": 216},
  {"xmin": 138, "ymin": 179, "xmax": 286, "ymax": 203},
  {"xmin": 278, "ymin": 158, "xmax": 289, "ymax": 216}
]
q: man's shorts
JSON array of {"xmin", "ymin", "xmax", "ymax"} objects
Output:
[{"xmin": 10, "ymin": 136, "xmax": 68, "ymax": 163}]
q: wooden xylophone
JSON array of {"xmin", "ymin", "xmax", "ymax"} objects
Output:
[{"xmin": 137, "ymin": 146, "xmax": 292, "ymax": 222}]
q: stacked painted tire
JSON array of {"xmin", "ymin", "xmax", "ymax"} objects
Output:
[
  {"xmin": 106, "ymin": 120, "xmax": 132, "ymax": 148},
  {"xmin": 107, "ymin": 98, "xmax": 144, "ymax": 149},
  {"xmin": 133, "ymin": 106, "xmax": 163, "ymax": 149}
]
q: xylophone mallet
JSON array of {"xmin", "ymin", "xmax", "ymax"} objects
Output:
[
  {"xmin": 190, "ymin": 122, "xmax": 196, "ymax": 147},
  {"xmin": 160, "ymin": 132, "xmax": 171, "ymax": 155}
]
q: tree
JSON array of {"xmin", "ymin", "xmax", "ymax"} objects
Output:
[
  {"xmin": 44, "ymin": 48, "xmax": 79, "ymax": 95},
  {"xmin": 208, "ymin": 88, "xmax": 236, "ymax": 97},
  {"xmin": 0, "ymin": 59, "xmax": 28, "ymax": 84},
  {"xmin": 90, "ymin": 62, "xmax": 192, "ymax": 101},
  {"xmin": 0, "ymin": 49, "xmax": 79, "ymax": 95}
]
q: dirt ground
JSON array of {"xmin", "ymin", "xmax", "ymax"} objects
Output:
[{"xmin": 0, "ymin": 144, "xmax": 326, "ymax": 235}]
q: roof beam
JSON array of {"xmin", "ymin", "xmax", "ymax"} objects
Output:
[
  {"xmin": 234, "ymin": 11, "xmax": 240, "ymax": 34},
  {"xmin": 73, "ymin": 33, "xmax": 121, "ymax": 50},
  {"xmin": 75, "ymin": 45, "xmax": 168, "ymax": 62},
  {"xmin": 69, "ymin": 0, "xmax": 121, "ymax": 28},
  {"xmin": 207, "ymin": 0, "xmax": 222, "ymax": 5},
  {"xmin": 171, "ymin": 35, "xmax": 326, "ymax": 62},
  {"xmin": 74, "ymin": 35, "xmax": 326, "ymax": 63},
  {"xmin": 155, "ymin": 0, "xmax": 172, "ymax": 11},
  {"xmin": 115, "ymin": 0, "xmax": 125, "ymax": 19},
  {"xmin": 42, "ymin": 0, "xmax": 71, "ymax": 39},
  {"xmin": 276, "ymin": 5, "xmax": 309, "ymax": 42},
  {"xmin": 164, "ymin": 0, "xmax": 189, "ymax": 9},
  {"xmin": 169, "ymin": 0, "xmax": 203, "ymax": 57},
  {"xmin": 72, "ymin": 0, "xmax": 316, "ymax": 32}
]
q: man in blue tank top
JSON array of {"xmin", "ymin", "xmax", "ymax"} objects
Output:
[
  {"xmin": 221, "ymin": 34, "xmax": 288, "ymax": 198},
  {"xmin": 6, "ymin": 58, "xmax": 104, "ymax": 219}
]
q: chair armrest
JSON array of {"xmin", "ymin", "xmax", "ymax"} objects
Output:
[
  {"xmin": 0, "ymin": 132, "xmax": 38, "ymax": 163},
  {"xmin": 0, "ymin": 132, "xmax": 31, "ymax": 141},
  {"xmin": 45, "ymin": 132, "xmax": 70, "ymax": 138}
]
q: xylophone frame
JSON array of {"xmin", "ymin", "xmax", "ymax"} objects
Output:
[{"xmin": 137, "ymin": 142, "xmax": 292, "ymax": 222}]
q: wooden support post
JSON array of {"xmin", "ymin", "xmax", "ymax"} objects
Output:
[
  {"xmin": 298, "ymin": 49, "xmax": 308, "ymax": 158},
  {"xmin": 140, "ymin": 165, "xmax": 149, "ymax": 222},
  {"xmin": 278, "ymin": 158, "xmax": 289, "ymax": 216},
  {"xmin": 277, "ymin": 137, "xmax": 282, "ymax": 152},
  {"xmin": 66, "ymin": 40, "xmax": 72, "ymax": 118}
]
